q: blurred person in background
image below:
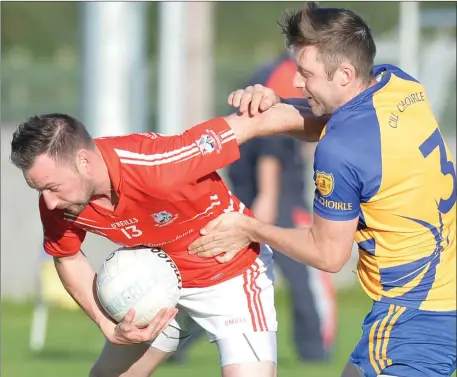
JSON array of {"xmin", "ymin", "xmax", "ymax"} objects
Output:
[{"xmin": 171, "ymin": 51, "xmax": 337, "ymax": 365}]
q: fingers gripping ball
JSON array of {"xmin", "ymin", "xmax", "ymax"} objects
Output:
[{"xmin": 96, "ymin": 247, "xmax": 182, "ymax": 328}]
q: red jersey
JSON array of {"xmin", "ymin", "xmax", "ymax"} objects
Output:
[{"xmin": 40, "ymin": 118, "xmax": 259, "ymax": 288}]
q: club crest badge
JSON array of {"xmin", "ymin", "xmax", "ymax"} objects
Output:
[
  {"xmin": 151, "ymin": 211, "xmax": 176, "ymax": 226},
  {"xmin": 197, "ymin": 134, "xmax": 216, "ymax": 154},
  {"xmin": 315, "ymin": 171, "xmax": 334, "ymax": 197}
]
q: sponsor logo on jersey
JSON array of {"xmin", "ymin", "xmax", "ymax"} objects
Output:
[
  {"xmin": 111, "ymin": 218, "xmax": 139, "ymax": 228},
  {"xmin": 225, "ymin": 317, "xmax": 247, "ymax": 327},
  {"xmin": 315, "ymin": 170, "xmax": 334, "ymax": 197},
  {"xmin": 316, "ymin": 195, "xmax": 353, "ymax": 211},
  {"xmin": 144, "ymin": 229, "xmax": 194, "ymax": 248}
]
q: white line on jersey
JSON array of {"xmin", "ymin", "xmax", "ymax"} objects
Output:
[
  {"xmin": 114, "ymin": 130, "xmax": 235, "ymax": 167},
  {"xmin": 220, "ymin": 130, "xmax": 234, "ymax": 139},
  {"xmin": 114, "ymin": 144, "xmax": 195, "ymax": 161},
  {"xmin": 119, "ymin": 148, "xmax": 199, "ymax": 166},
  {"xmin": 63, "ymin": 217, "xmax": 113, "ymax": 231},
  {"xmin": 63, "ymin": 213, "xmax": 98, "ymax": 222},
  {"xmin": 178, "ymin": 197, "xmax": 221, "ymax": 224}
]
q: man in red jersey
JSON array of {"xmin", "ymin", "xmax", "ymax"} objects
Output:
[{"xmin": 10, "ymin": 106, "xmax": 324, "ymax": 377}]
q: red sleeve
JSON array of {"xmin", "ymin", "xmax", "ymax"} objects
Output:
[
  {"xmin": 114, "ymin": 118, "xmax": 240, "ymax": 188},
  {"xmin": 39, "ymin": 196, "xmax": 86, "ymax": 257}
]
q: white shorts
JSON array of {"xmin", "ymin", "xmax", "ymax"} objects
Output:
[{"xmin": 151, "ymin": 244, "xmax": 277, "ymax": 365}]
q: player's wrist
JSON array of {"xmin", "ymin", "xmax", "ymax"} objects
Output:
[
  {"xmin": 241, "ymin": 215, "xmax": 261, "ymax": 242},
  {"xmin": 244, "ymin": 215, "xmax": 276, "ymax": 246},
  {"xmin": 223, "ymin": 113, "xmax": 258, "ymax": 145},
  {"xmin": 98, "ymin": 317, "xmax": 116, "ymax": 339}
]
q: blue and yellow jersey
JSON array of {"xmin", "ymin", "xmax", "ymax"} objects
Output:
[{"xmin": 313, "ymin": 64, "xmax": 456, "ymax": 312}]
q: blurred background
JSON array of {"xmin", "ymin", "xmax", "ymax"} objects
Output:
[{"xmin": 1, "ymin": 2, "xmax": 456, "ymax": 377}]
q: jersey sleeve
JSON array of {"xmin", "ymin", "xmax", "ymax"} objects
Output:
[
  {"xmin": 312, "ymin": 137, "xmax": 361, "ymax": 221},
  {"xmin": 116, "ymin": 118, "xmax": 240, "ymax": 188},
  {"xmin": 39, "ymin": 196, "xmax": 86, "ymax": 257}
]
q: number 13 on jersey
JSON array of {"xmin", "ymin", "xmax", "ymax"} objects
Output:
[{"xmin": 121, "ymin": 225, "xmax": 143, "ymax": 239}]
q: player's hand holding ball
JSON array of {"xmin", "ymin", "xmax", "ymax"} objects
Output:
[
  {"xmin": 188, "ymin": 212, "xmax": 254, "ymax": 263},
  {"xmin": 110, "ymin": 307, "xmax": 178, "ymax": 345},
  {"xmin": 228, "ymin": 84, "xmax": 281, "ymax": 116}
]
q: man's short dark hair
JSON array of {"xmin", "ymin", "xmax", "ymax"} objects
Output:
[
  {"xmin": 279, "ymin": 2, "xmax": 376, "ymax": 83},
  {"xmin": 10, "ymin": 113, "xmax": 95, "ymax": 171}
]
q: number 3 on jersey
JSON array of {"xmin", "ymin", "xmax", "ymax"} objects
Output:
[
  {"xmin": 419, "ymin": 128, "xmax": 457, "ymax": 214},
  {"xmin": 121, "ymin": 225, "xmax": 143, "ymax": 239}
]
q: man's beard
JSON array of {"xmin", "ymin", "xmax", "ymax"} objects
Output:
[
  {"xmin": 309, "ymin": 99, "xmax": 327, "ymax": 117},
  {"xmin": 65, "ymin": 185, "xmax": 94, "ymax": 216},
  {"xmin": 65, "ymin": 202, "xmax": 89, "ymax": 216}
]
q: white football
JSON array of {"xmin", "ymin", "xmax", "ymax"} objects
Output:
[{"xmin": 96, "ymin": 247, "xmax": 182, "ymax": 327}]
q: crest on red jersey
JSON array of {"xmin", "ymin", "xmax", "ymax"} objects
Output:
[
  {"xmin": 197, "ymin": 134, "xmax": 216, "ymax": 154},
  {"xmin": 151, "ymin": 211, "xmax": 175, "ymax": 225}
]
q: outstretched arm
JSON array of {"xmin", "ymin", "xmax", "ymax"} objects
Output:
[
  {"xmin": 188, "ymin": 211, "xmax": 356, "ymax": 271},
  {"xmin": 120, "ymin": 101, "xmax": 325, "ymax": 190},
  {"xmin": 226, "ymin": 84, "xmax": 328, "ymax": 142},
  {"xmin": 223, "ymin": 101, "xmax": 324, "ymax": 145},
  {"xmin": 117, "ymin": 84, "xmax": 326, "ymax": 190}
]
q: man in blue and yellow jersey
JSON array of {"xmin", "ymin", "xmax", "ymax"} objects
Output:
[{"xmin": 187, "ymin": 2, "xmax": 456, "ymax": 377}]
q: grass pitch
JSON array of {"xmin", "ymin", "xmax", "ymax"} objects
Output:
[{"xmin": 0, "ymin": 285, "xmax": 434, "ymax": 377}]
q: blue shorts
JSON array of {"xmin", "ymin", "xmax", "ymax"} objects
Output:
[{"xmin": 350, "ymin": 301, "xmax": 456, "ymax": 377}]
